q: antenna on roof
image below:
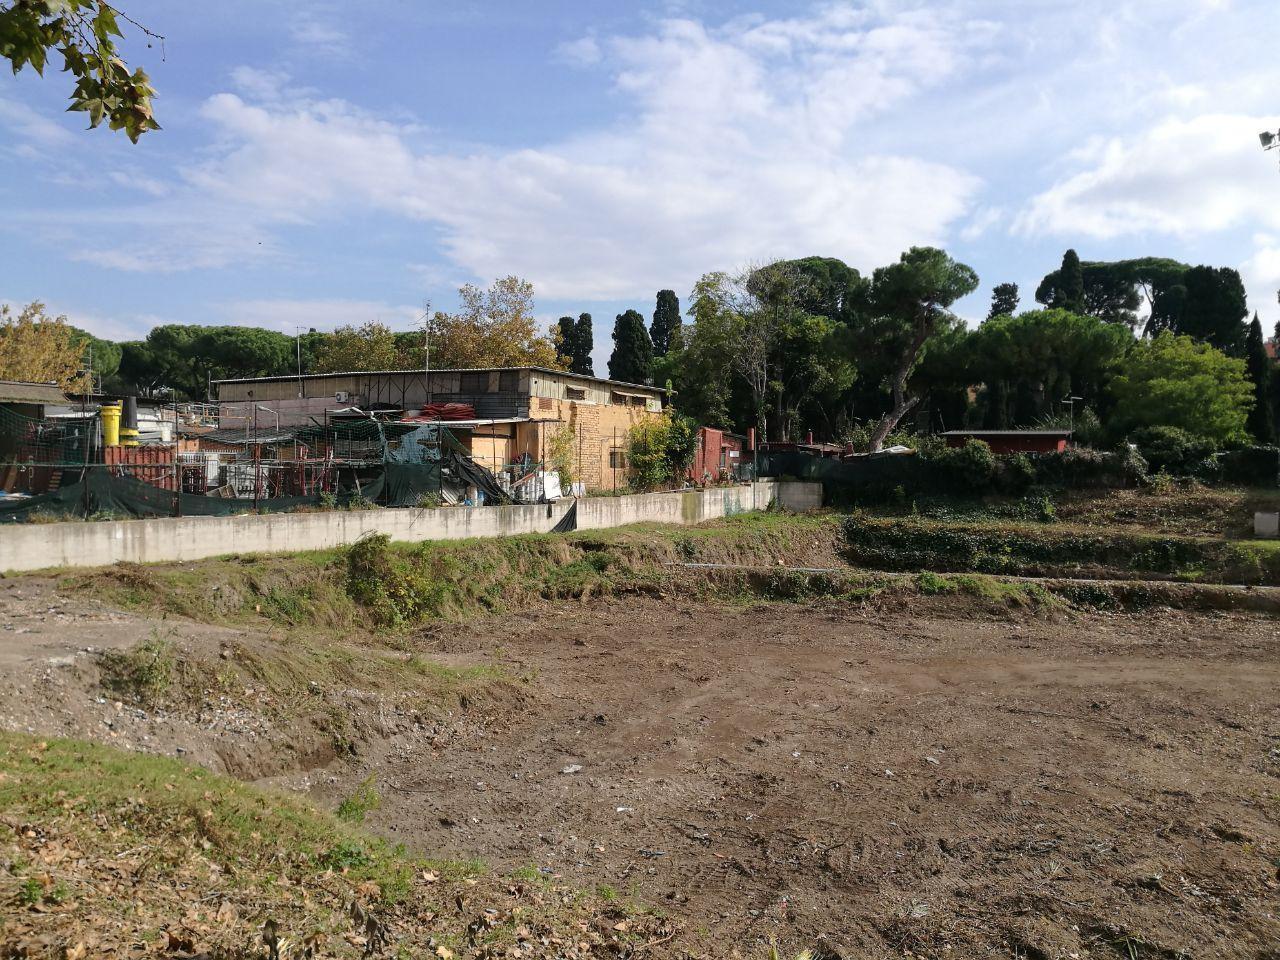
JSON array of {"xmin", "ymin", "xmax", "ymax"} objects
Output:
[{"xmin": 1261, "ymin": 129, "xmax": 1280, "ymax": 166}]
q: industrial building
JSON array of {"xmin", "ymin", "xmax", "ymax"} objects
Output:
[{"xmin": 214, "ymin": 367, "xmax": 666, "ymax": 492}]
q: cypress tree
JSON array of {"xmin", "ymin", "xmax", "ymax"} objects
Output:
[
  {"xmin": 555, "ymin": 315, "xmax": 577, "ymax": 369},
  {"xmin": 1054, "ymin": 250, "xmax": 1086, "ymax": 314},
  {"xmin": 987, "ymin": 282, "xmax": 1019, "ymax": 320},
  {"xmin": 1245, "ymin": 312, "xmax": 1275, "ymax": 442},
  {"xmin": 650, "ymin": 290, "xmax": 681, "ymax": 357},
  {"xmin": 1175, "ymin": 265, "xmax": 1248, "ymax": 356},
  {"xmin": 608, "ymin": 309, "xmax": 654, "ymax": 384},
  {"xmin": 572, "ymin": 313, "xmax": 594, "ymax": 376}
]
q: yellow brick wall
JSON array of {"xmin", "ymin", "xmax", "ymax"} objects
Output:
[{"xmin": 522, "ymin": 398, "xmax": 658, "ymax": 491}]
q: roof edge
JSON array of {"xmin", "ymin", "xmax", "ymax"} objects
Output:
[{"xmin": 212, "ymin": 366, "xmax": 667, "ymax": 394}]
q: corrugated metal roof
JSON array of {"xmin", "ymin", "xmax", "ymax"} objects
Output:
[
  {"xmin": 942, "ymin": 429, "xmax": 1072, "ymax": 436},
  {"xmin": 0, "ymin": 380, "xmax": 67, "ymax": 404},
  {"xmin": 211, "ymin": 365, "xmax": 667, "ymax": 393}
]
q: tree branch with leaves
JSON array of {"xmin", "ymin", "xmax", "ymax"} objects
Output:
[{"xmin": 1, "ymin": 0, "xmax": 161, "ymax": 141}]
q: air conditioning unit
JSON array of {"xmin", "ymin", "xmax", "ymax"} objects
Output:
[{"xmin": 335, "ymin": 391, "xmax": 349, "ymax": 403}]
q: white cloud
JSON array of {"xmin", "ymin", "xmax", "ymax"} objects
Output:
[
  {"xmin": 47, "ymin": 4, "xmax": 987, "ymax": 298},
  {"xmin": 0, "ymin": 95, "xmax": 75, "ymax": 148},
  {"xmin": 223, "ymin": 298, "xmax": 420, "ymax": 333},
  {"xmin": 1242, "ymin": 235, "xmax": 1280, "ymax": 320},
  {"xmin": 290, "ymin": 15, "xmax": 348, "ymax": 56},
  {"xmin": 555, "ymin": 35, "xmax": 601, "ymax": 67},
  {"xmin": 1015, "ymin": 113, "xmax": 1280, "ymax": 239}
]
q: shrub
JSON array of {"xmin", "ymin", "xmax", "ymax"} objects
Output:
[
  {"xmin": 99, "ymin": 636, "xmax": 174, "ymax": 705},
  {"xmin": 336, "ymin": 774, "xmax": 381, "ymax": 824},
  {"xmin": 547, "ymin": 424, "xmax": 576, "ymax": 487},
  {"xmin": 626, "ymin": 412, "xmax": 698, "ymax": 490},
  {"xmin": 1130, "ymin": 425, "xmax": 1217, "ymax": 475},
  {"xmin": 1032, "ymin": 447, "xmax": 1137, "ymax": 488},
  {"xmin": 996, "ymin": 453, "xmax": 1037, "ymax": 494},
  {"xmin": 1217, "ymin": 445, "xmax": 1280, "ymax": 487},
  {"xmin": 930, "ymin": 439, "xmax": 996, "ymax": 492}
]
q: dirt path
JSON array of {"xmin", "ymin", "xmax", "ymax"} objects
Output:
[{"xmin": 342, "ymin": 599, "xmax": 1280, "ymax": 959}]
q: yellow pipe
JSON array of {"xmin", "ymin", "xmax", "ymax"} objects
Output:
[
  {"xmin": 120, "ymin": 427, "xmax": 139, "ymax": 447},
  {"xmin": 100, "ymin": 402, "xmax": 121, "ymax": 447}
]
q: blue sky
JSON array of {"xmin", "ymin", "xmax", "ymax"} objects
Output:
[{"xmin": 2, "ymin": 0, "xmax": 1279, "ymax": 369}]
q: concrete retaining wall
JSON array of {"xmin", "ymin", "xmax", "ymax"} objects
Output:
[
  {"xmin": 0, "ymin": 481, "xmax": 821, "ymax": 573},
  {"xmin": 1256, "ymin": 512, "xmax": 1280, "ymax": 539}
]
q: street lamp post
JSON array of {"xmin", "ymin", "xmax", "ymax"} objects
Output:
[{"xmin": 1061, "ymin": 395, "xmax": 1084, "ymax": 436}]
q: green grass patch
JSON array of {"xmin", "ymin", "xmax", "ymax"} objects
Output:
[
  {"xmin": 0, "ymin": 732, "xmax": 412, "ymax": 903},
  {"xmin": 0, "ymin": 734, "xmax": 671, "ymax": 957}
]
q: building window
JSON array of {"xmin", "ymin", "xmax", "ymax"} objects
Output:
[
  {"xmin": 498, "ymin": 370, "xmax": 519, "ymax": 392},
  {"xmin": 461, "ymin": 372, "xmax": 489, "ymax": 393},
  {"xmin": 609, "ymin": 391, "xmax": 625, "ymax": 405},
  {"xmin": 566, "ymin": 386, "xmax": 586, "ymax": 400},
  {"xmin": 631, "ymin": 395, "xmax": 647, "ymax": 407},
  {"xmin": 537, "ymin": 397, "xmax": 554, "ymax": 411},
  {"xmin": 609, "ymin": 450, "xmax": 626, "ymax": 469}
]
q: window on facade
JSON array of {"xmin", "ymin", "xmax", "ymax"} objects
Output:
[
  {"xmin": 566, "ymin": 386, "xmax": 586, "ymax": 400},
  {"xmin": 537, "ymin": 397, "xmax": 554, "ymax": 411},
  {"xmin": 631, "ymin": 395, "xmax": 647, "ymax": 407},
  {"xmin": 461, "ymin": 372, "xmax": 489, "ymax": 393},
  {"xmin": 609, "ymin": 450, "xmax": 626, "ymax": 469},
  {"xmin": 498, "ymin": 370, "xmax": 519, "ymax": 392}
]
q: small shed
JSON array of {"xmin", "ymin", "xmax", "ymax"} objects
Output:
[
  {"xmin": 691, "ymin": 427, "xmax": 746, "ymax": 482},
  {"xmin": 943, "ymin": 430, "xmax": 1071, "ymax": 454}
]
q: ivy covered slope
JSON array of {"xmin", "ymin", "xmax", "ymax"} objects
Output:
[
  {"xmin": 841, "ymin": 515, "xmax": 1280, "ymax": 585},
  {"xmin": 0, "ymin": 734, "xmax": 671, "ymax": 959}
]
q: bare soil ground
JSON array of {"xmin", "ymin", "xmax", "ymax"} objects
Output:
[{"xmin": 2, "ymin": 579, "xmax": 1278, "ymax": 958}]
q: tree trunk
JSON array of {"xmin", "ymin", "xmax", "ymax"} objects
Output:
[
  {"xmin": 868, "ymin": 378, "xmax": 919, "ymax": 452},
  {"xmin": 868, "ymin": 320, "xmax": 930, "ymax": 452}
]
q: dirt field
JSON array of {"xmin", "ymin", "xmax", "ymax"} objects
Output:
[{"xmin": 4, "ymin": 571, "xmax": 1277, "ymax": 959}]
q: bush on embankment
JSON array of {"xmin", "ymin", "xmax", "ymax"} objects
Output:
[
  {"xmin": 840, "ymin": 515, "xmax": 1280, "ymax": 585},
  {"xmin": 64, "ymin": 512, "xmax": 842, "ymax": 631}
]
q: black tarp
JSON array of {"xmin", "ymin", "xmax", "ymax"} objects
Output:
[
  {"xmin": 0, "ymin": 456, "xmax": 513, "ymax": 521},
  {"xmin": 757, "ymin": 449, "xmax": 923, "ymax": 504},
  {"xmin": 550, "ymin": 500, "xmax": 577, "ymax": 532},
  {"xmin": 0, "ymin": 467, "xmax": 320, "ymax": 522}
]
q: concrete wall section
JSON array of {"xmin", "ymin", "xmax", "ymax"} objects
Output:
[
  {"xmin": 0, "ymin": 481, "xmax": 822, "ymax": 573},
  {"xmin": 1256, "ymin": 512, "xmax": 1280, "ymax": 538}
]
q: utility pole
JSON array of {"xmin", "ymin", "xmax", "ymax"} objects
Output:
[
  {"xmin": 80, "ymin": 342, "xmax": 93, "ymax": 517},
  {"xmin": 420, "ymin": 300, "xmax": 433, "ymax": 408}
]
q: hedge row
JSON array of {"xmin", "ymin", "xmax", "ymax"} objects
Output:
[{"xmin": 840, "ymin": 516, "xmax": 1280, "ymax": 586}]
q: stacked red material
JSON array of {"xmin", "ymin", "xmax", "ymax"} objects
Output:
[{"xmin": 416, "ymin": 402, "xmax": 476, "ymax": 421}]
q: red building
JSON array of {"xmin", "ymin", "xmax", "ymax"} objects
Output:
[
  {"xmin": 942, "ymin": 429, "xmax": 1070, "ymax": 454},
  {"xmin": 691, "ymin": 427, "xmax": 746, "ymax": 482}
]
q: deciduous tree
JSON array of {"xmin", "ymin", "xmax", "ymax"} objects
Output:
[
  {"xmin": 312, "ymin": 322, "xmax": 404, "ymax": 375},
  {"xmin": 1109, "ymin": 333, "xmax": 1252, "ymax": 444},
  {"xmin": 430, "ymin": 276, "xmax": 561, "ymax": 370},
  {"xmin": 0, "ymin": 301, "xmax": 91, "ymax": 391},
  {"xmin": 0, "ymin": 0, "xmax": 161, "ymax": 141}
]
